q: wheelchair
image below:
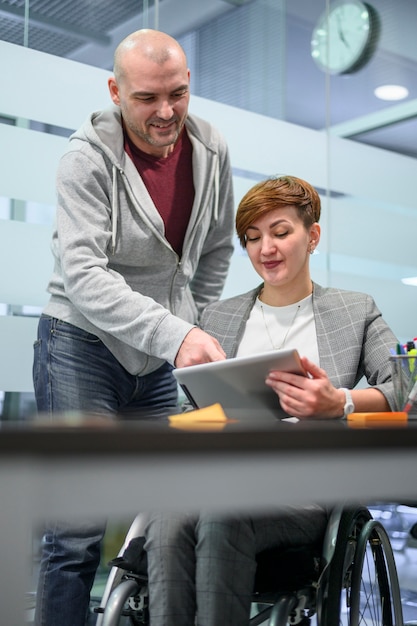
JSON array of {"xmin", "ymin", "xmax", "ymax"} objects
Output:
[{"xmin": 95, "ymin": 504, "xmax": 405, "ymax": 626}]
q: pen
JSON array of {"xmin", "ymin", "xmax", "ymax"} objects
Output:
[{"xmin": 403, "ymin": 379, "xmax": 417, "ymax": 413}]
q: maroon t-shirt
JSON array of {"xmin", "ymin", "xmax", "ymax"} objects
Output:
[{"xmin": 124, "ymin": 128, "xmax": 195, "ymax": 257}]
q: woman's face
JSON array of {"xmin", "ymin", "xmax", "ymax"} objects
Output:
[{"xmin": 244, "ymin": 206, "xmax": 320, "ymax": 290}]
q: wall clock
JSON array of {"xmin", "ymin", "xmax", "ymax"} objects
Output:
[{"xmin": 311, "ymin": 1, "xmax": 380, "ymax": 75}]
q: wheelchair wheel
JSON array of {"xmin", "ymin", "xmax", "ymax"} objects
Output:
[
  {"xmin": 318, "ymin": 506, "xmax": 403, "ymax": 626},
  {"xmin": 101, "ymin": 576, "xmax": 148, "ymax": 626},
  {"xmin": 349, "ymin": 519, "xmax": 403, "ymax": 626}
]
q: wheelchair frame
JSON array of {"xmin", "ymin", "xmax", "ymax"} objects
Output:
[{"xmin": 95, "ymin": 504, "xmax": 405, "ymax": 626}]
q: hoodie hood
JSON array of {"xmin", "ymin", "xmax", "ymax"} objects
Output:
[{"xmin": 69, "ymin": 106, "xmax": 221, "ymax": 251}]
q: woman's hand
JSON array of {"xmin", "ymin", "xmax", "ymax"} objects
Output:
[{"xmin": 265, "ymin": 356, "xmax": 344, "ymax": 419}]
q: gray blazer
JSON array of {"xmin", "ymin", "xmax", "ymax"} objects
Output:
[{"xmin": 200, "ymin": 282, "xmax": 398, "ymax": 409}]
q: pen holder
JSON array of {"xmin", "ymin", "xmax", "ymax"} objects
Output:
[{"xmin": 389, "ymin": 355, "xmax": 417, "ymax": 412}]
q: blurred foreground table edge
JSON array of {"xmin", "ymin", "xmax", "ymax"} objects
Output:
[{"xmin": 1, "ymin": 418, "xmax": 416, "ymax": 625}]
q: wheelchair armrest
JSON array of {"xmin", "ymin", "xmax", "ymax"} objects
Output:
[{"xmin": 108, "ymin": 536, "xmax": 148, "ymax": 576}]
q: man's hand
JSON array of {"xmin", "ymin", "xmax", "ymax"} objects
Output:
[{"xmin": 174, "ymin": 327, "xmax": 226, "ymax": 368}]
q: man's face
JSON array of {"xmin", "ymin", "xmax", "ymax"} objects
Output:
[{"xmin": 109, "ymin": 52, "xmax": 190, "ymax": 157}]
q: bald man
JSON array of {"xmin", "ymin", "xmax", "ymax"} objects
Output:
[{"xmin": 33, "ymin": 29, "xmax": 234, "ymax": 626}]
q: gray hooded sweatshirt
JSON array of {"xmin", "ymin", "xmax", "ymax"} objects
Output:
[{"xmin": 43, "ymin": 106, "xmax": 235, "ymax": 375}]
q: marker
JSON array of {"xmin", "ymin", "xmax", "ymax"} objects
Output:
[
  {"xmin": 403, "ymin": 379, "xmax": 417, "ymax": 413},
  {"xmin": 406, "ymin": 343, "xmax": 417, "ymax": 373}
]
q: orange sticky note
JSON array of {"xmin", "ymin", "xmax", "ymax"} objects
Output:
[
  {"xmin": 347, "ymin": 412, "xmax": 408, "ymax": 428},
  {"xmin": 168, "ymin": 403, "xmax": 230, "ymax": 431}
]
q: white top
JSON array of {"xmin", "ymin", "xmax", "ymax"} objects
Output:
[{"xmin": 236, "ymin": 293, "xmax": 320, "ymax": 365}]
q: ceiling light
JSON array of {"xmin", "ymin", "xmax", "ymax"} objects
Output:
[
  {"xmin": 401, "ymin": 277, "xmax": 417, "ymax": 287},
  {"xmin": 374, "ymin": 84, "xmax": 409, "ymax": 101}
]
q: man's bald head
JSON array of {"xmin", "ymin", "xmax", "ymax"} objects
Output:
[
  {"xmin": 113, "ymin": 29, "xmax": 188, "ymax": 84},
  {"xmin": 108, "ymin": 28, "xmax": 191, "ymax": 157}
]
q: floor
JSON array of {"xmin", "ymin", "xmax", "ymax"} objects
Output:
[{"xmin": 383, "ymin": 504, "xmax": 417, "ymax": 624}]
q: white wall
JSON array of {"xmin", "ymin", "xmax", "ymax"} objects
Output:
[{"xmin": 1, "ymin": 40, "xmax": 417, "ymax": 393}]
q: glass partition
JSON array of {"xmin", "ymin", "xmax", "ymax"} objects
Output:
[{"xmin": 1, "ymin": 2, "xmax": 417, "ymax": 620}]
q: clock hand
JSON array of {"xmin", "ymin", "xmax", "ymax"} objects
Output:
[{"xmin": 336, "ymin": 13, "xmax": 350, "ymax": 48}]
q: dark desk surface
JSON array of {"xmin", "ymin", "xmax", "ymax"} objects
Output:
[{"xmin": 1, "ymin": 414, "xmax": 417, "ymax": 456}]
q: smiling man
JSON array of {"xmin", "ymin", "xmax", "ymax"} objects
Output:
[
  {"xmin": 109, "ymin": 30, "xmax": 191, "ymax": 156},
  {"xmin": 33, "ymin": 29, "xmax": 235, "ymax": 626}
]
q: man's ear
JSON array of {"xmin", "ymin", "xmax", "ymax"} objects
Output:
[{"xmin": 108, "ymin": 77, "xmax": 120, "ymax": 106}]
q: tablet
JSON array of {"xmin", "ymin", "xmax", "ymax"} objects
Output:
[{"xmin": 173, "ymin": 348, "xmax": 305, "ymax": 421}]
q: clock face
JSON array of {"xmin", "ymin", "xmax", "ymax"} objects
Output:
[{"xmin": 311, "ymin": 1, "xmax": 378, "ymax": 75}]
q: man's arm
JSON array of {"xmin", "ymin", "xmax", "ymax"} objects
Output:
[{"xmin": 53, "ymin": 150, "xmax": 205, "ymax": 366}]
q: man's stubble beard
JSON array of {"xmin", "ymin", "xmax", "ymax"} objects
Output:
[{"xmin": 126, "ymin": 118, "xmax": 182, "ymax": 149}]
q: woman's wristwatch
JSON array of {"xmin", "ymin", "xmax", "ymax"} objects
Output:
[{"xmin": 340, "ymin": 388, "xmax": 355, "ymax": 417}]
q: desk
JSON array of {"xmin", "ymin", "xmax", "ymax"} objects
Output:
[{"xmin": 1, "ymin": 418, "xmax": 417, "ymax": 624}]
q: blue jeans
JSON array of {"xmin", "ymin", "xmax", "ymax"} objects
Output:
[{"xmin": 33, "ymin": 315, "xmax": 179, "ymax": 626}]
